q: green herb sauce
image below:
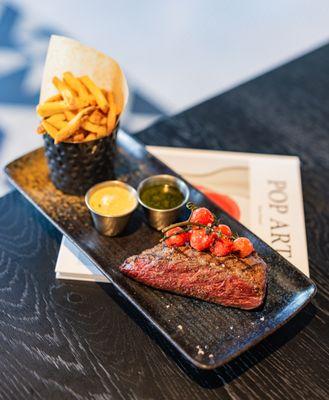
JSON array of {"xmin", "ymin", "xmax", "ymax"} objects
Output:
[{"xmin": 140, "ymin": 184, "xmax": 184, "ymax": 210}]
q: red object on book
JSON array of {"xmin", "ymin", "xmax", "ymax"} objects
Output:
[{"xmin": 196, "ymin": 185, "xmax": 241, "ymax": 220}]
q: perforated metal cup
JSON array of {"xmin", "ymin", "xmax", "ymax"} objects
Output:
[{"xmin": 43, "ymin": 125, "xmax": 118, "ymax": 196}]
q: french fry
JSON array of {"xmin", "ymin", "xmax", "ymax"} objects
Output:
[
  {"xmin": 63, "ymin": 72, "xmax": 89, "ymax": 106},
  {"xmin": 54, "ymin": 106, "xmax": 95, "ymax": 144},
  {"xmin": 46, "ymin": 113, "xmax": 66, "ymax": 123},
  {"xmin": 80, "ymin": 76, "xmax": 108, "ymax": 112},
  {"xmin": 85, "ymin": 133, "xmax": 97, "ymax": 141},
  {"xmin": 37, "ymin": 72, "xmax": 121, "ymax": 143},
  {"xmin": 45, "ymin": 93, "xmax": 62, "ymax": 102},
  {"xmin": 88, "ymin": 110, "xmax": 103, "ymax": 124},
  {"xmin": 46, "ymin": 117, "xmax": 67, "ymax": 130},
  {"xmin": 81, "ymin": 121, "xmax": 107, "ymax": 135},
  {"xmin": 41, "ymin": 120, "xmax": 58, "ymax": 139},
  {"xmin": 37, "ymin": 124, "xmax": 46, "ymax": 134},
  {"xmin": 37, "ymin": 101, "xmax": 69, "ymax": 117},
  {"xmin": 52, "ymin": 76, "xmax": 80, "ymax": 108},
  {"xmin": 88, "ymin": 95, "xmax": 97, "ymax": 106},
  {"xmin": 71, "ymin": 132, "xmax": 85, "ymax": 142},
  {"xmin": 107, "ymin": 91, "xmax": 116, "ymax": 133},
  {"xmin": 64, "ymin": 110, "xmax": 76, "ymax": 121}
]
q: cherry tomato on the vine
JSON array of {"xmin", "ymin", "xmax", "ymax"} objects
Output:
[
  {"xmin": 210, "ymin": 237, "xmax": 233, "ymax": 257},
  {"xmin": 190, "ymin": 228, "xmax": 216, "ymax": 251},
  {"xmin": 165, "ymin": 227, "xmax": 189, "ymax": 247},
  {"xmin": 214, "ymin": 224, "xmax": 232, "ymax": 238},
  {"xmin": 190, "ymin": 207, "xmax": 215, "ymax": 226},
  {"xmin": 233, "ymin": 237, "xmax": 254, "ymax": 258}
]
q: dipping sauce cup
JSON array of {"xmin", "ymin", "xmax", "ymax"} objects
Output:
[
  {"xmin": 85, "ymin": 181, "xmax": 138, "ymax": 236},
  {"xmin": 137, "ymin": 174, "xmax": 189, "ymax": 230}
]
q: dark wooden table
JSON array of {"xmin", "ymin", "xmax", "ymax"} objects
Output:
[{"xmin": 1, "ymin": 45, "xmax": 329, "ymax": 400}]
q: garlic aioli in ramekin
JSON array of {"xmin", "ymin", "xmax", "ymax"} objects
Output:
[{"xmin": 89, "ymin": 185, "xmax": 137, "ymax": 216}]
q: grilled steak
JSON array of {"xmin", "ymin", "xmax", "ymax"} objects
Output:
[{"xmin": 119, "ymin": 243, "xmax": 267, "ymax": 309}]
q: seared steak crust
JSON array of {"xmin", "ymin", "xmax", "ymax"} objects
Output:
[{"xmin": 119, "ymin": 243, "xmax": 267, "ymax": 309}]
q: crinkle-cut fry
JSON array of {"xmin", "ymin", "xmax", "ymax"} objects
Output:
[
  {"xmin": 107, "ymin": 91, "xmax": 116, "ymax": 133},
  {"xmin": 64, "ymin": 110, "xmax": 76, "ymax": 121},
  {"xmin": 52, "ymin": 76, "xmax": 81, "ymax": 109},
  {"xmin": 54, "ymin": 106, "xmax": 95, "ymax": 144},
  {"xmin": 37, "ymin": 101, "xmax": 69, "ymax": 117},
  {"xmin": 45, "ymin": 93, "xmax": 62, "ymax": 102},
  {"xmin": 37, "ymin": 124, "xmax": 46, "ymax": 134},
  {"xmin": 101, "ymin": 117, "xmax": 107, "ymax": 125},
  {"xmin": 81, "ymin": 121, "xmax": 107, "ymax": 135},
  {"xmin": 41, "ymin": 120, "xmax": 58, "ymax": 139},
  {"xmin": 63, "ymin": 72, "xmax": 89, "ymax": 106},
  {"xmin": 80, "ymin": 75, "xmax": 108, "ymax": 112}
]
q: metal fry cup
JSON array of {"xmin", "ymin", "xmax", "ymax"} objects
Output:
[
  {"xmin": 44, "ymin": 125, "xmax": 118, "ymax": 196},
  {"xmin": 137, "ymin": 174, "xmax": 189, "ymax": 231},
  {"xmin": 85, "ymin": 180, "xmax": 138, "ymax": 236}
]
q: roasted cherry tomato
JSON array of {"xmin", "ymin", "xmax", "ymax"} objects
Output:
[
  {"xmin": 214, "ymin": 224, "xmax": 232, "ymax": 238},
  {"xmin": 190, "ymin": 228, "xmax": 216, "ymax": 251},
  {"xmin": 233, "ymin": 237, "xmax": 254, "ymax": 258},
  {"xmin": 165, "ymin": 227, "xmax": 189, "ymax": 247},
  {"xmin": 188, "ymin": 228, "xmax": 194, "ymax": 241},
  {"xmin": 210, "ymin": 237, "xmax": 233, "ymax": 257},
  {"xmin": 190, "ymin": 207, "xmax": 215, "ymax": 226}
]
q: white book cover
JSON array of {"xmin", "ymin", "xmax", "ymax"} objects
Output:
[{"xmin": 56, "ymin": 146, "xmax": 309, "ymax": 281}]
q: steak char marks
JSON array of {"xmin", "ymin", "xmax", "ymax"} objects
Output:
[{"xmin": 119, "ymin": 243, "xmax": 267, "ymax": 310}]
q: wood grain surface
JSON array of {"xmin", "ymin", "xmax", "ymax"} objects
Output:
[{"xmin": 1, "ymin": 43, "xmax": 329, "ymax": 399}]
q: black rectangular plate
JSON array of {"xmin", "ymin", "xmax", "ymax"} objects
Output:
[{"xmin": 5, "ymin": 131, "xmax": 316, "ymax": 369}]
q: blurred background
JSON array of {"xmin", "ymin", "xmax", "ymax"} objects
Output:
[{"xmin": 1, "ymin": 0, "xmax": 329, "ymax": 195}]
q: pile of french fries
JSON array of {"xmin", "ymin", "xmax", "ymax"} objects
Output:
[{"xmin": 36, "ymin": 72, "xmax": 118, "ymax": 144}]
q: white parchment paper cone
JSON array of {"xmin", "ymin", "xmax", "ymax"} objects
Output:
[{"xmin": 40, "ymin": 35, "xmax": 129, "ymax": 117}]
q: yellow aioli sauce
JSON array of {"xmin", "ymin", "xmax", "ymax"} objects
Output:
[{"xmin": 89, "ymin": 186, "xmax": 136, "ymax": 216}]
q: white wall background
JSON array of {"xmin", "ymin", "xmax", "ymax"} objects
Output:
[
  {"xmin": 9, "ymin": 0, "xmax": 329, "ymax": 112},
  {"xmin": 1, "ymin": 0, "xmax": 329, "ymax": 196}
]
